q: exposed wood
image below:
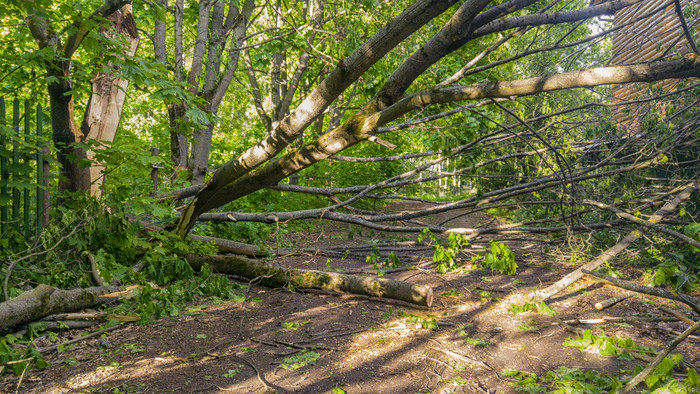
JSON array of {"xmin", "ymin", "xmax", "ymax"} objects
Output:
[
  {"xmin": 82, "ymin": 4, "xmax": 139, "ymax": 197},
  {"xmin": 0, "ymin": 284, "xmax": 120, "ymax": 332},
  {"xmin": 185, "ymin": 254, "xmax": 434, "ymax": 307},
  {"xmin": 659, "ymin": 306, "xmax": 696, "ymax": 326},
  {"xmin": 533, "ymin": 181, "xmax": 699, "ymax": 302},
  {"xmin": 594, "ymin": 291, "xmax": 637, "ymax": 310},
  {"xmin": 88, "ymin": 253, "xmax": 108, "ymax": 286},
  {"xmin": 582, "ymin": 269, "xmax": 700, "ymax": 315}
]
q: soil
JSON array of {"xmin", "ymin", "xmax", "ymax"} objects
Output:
[{"xmin": 3, "ymin": 202, "xmax": 699, "ymax": 393}]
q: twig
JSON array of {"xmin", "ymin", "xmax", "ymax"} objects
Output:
[
  {"xmin": 36, "ymin": 325, "xmax": 121, "ymax": 353},
  {"xmin": 656, "ymin": 326, "xmax": 700, "ymax": 340},
  {"xmin": 658, "ymin": 306, "xmax": 696, "ymax": 326},
  {"xmin": 272, "ymin": 339, "xmax": 341, "ymax": 351},
  {"xmin": 308, "ymin": 328, "xmax": 365, "ymax": 341},
  {"xmin": 620, "ymin": 319, "xmax": 700, "ymax": 393},
  {"xmin": 594, "ymin": 291, "xmax": 637, "ymax": 310},
  {"xmin": 582, "ymin": 269, "xmax": 700, "ymax": 315},
  {"xmin": 564, "ymin": 316, "xmax": 679, "ymax": 325},
  {"xmin": 233, "ymin": 355, "xmax": 289, "ymax": 393},
  {"xmin": 15, "ymin": 360, "xmax": 29, "ymax": 394},
  {"xmin": 673, "ymin": 0, "xmax": 700, "ymax": 55},
  {"xmin": 431, "ymin": 347, "xmax": 495, "ymax": 372}
]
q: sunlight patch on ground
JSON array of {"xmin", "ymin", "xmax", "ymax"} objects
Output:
[{"xmin": 64, "ymin": 357, "xmax": 178, "ymax": 390}]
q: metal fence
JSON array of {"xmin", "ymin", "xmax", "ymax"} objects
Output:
[{"xmin": 0, "ymin": 97, "xmax": 49, "ymax": 241}]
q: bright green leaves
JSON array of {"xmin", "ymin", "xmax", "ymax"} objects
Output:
[
  {"xmin": 417, "ymin": 228, "xmax": 471, "ymax": 273},
  {"xmin": 472, "ymin": 240, "xmax": 517, "ymax": 275},
  {"xmin": 280, "ymin": 350, "xmax": 320, "ymax": 370},
  {"xmin": 0, "ymin": 337, "xmax": 49, "ymax": 377}
]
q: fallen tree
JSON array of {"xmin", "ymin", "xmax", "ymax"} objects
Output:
[
  {"xmin": 0, "ymin": 284, "xmax": 122, "ymax": 333},
  {"xmin": 185, "ymin": 254, "xmax": 434, "ymax": 307},
  {"xmin": 533, "ymin": 181, "xmax": 699, "ymax": 303}
]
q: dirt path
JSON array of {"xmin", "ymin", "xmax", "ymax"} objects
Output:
[{"xmin": 4, "ymin": 203, "xmax": 699, "ymax": 393}]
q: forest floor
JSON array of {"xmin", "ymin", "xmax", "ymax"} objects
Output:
[{"xmin": 3, "ymin": 201, "xmax": 700, "ymax": 393}]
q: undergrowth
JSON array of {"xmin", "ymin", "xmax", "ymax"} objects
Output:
[{"xmin": 0, "ymin": 195, "xmax": 248, "ymax": 377}]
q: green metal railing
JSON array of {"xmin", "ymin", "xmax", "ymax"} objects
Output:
[{"xmin": 0, "ymin": 97, "xmax": 48, "ymax": 240}]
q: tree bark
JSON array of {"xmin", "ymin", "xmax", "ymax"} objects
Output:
[
  {"xmin": 26, "ymin": 0, "xmax": 131, "ymax": 192},
  {"xmin": 0, "ymin": 284, "xmax": 120, "ymax": 332},
  {"xmin": 186, "ymin": 254, "xmax": 434, "ymax": 307},
  {"xmin": 81, "ymin": 4, "xmax": 139, "ymax": 197}
]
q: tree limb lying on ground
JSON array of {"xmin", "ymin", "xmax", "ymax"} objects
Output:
[
  {"xmin": 0, "ymin": 284, "xmax": 123, "ymax": 333},
  {"xmin": 582, "ymin": 269, "xmax": 700, "ymax": 315},
  {"xmin": 533, "ymin": 181, "xmax": 699, "ymax": 302},
  {"xmin": 185, "ymin": 254, "xmax": 434, "ymax": 307}
]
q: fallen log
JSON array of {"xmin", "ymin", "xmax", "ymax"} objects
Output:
[
  {"xmin": 594, "ymin": 291, "xmax": 637, "ymax": 310},
  {"xmin": 533, "ymin": 181, "xmax": 698, "ymax": 302},
  {"xmin": 186, "ymin": 254, "xmax": 434, "ymax": 307},
  {"xmin": 0, "ymin": 284, "xmax": 121, "ymax": 332}
]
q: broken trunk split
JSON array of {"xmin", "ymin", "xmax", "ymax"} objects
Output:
[{"xmin": 186, "ymin": 254, "xmax": 434, "ymax": 307}]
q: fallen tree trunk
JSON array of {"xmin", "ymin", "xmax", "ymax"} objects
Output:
[
  {"xmin": 533, "ymin": 181, "xmax": 699, "ymax": 302},
  {"xmin": 186, "ymin": 254, "xmax": 434, "ymax": 307},
  {"xmin": 0, "ymin": 284, "xmax": 121, "ymax": 332}
]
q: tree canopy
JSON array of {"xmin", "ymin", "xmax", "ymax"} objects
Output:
[{"xmin": 0, "ymin": 0, "xmax": 699, "ymax": 390}]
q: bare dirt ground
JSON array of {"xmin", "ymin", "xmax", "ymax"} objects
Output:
[{"xmin": 3, "ymin": 202, "xmax": 699, "ymax": 393}]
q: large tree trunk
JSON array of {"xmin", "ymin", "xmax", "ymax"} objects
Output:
[
  {"xmin": 188, "ymin": 125, "xmax": 214, "ymax": 184},
  {"xmin": 175, "ymin": 57, "xmax": 700, "ymax": 237},
  {"xmin": 186, "ymin": 254, "xmax": 434, "ymax": 307},
  {"xmin": 49, "ymin": 80, "xmax": 91, "ymax": 192},
  {"xmin": 81, "ymin": 4, "xmax": 139, "ymax": 197}
]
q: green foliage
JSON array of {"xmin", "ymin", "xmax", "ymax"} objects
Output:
[
  {"xmin": 0, "ymin": 336, "xmax": 49, "ymax": 376},
  {"xmin": 280, "ymin": 321, "xmax": 310, "ymax": 330},
  {"xmin": 280, "ymin": 350, "xmax": 320, "ymax": 370},
  {"xmin": 366, "ymin": 250, "xmax": 401, "ymax": 275},
  {"xmin": 508, "ymin": 301, "xmax": 557, "ymax": 316},
  {"xmin": 463, "ymin": 337, "xmax": 491, "ymax": 347},
  {"xmin": 505, "ymin": 366, "xmax": 623, "ymax": 393},
  {"xmin": 563, "ymin": 330, "xmax": 656, "ymax": 361},
  {"xmin": 472, "ymin": 240, "xmax": 517, "ymax": 275},
  {"xmin": 418, "ymin": 229, "xmax": 470, "ymax": 273},
  {"xmin": 638, "ymin": 234, "xmax": 700, "ymax": 291},
  {"xmin": 396, "ymin": 310, "xmax": 439, "ymax": 330},
  {"xmin": 223, "ymin": 369, "xmax": 240, "ymax": 378}
]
